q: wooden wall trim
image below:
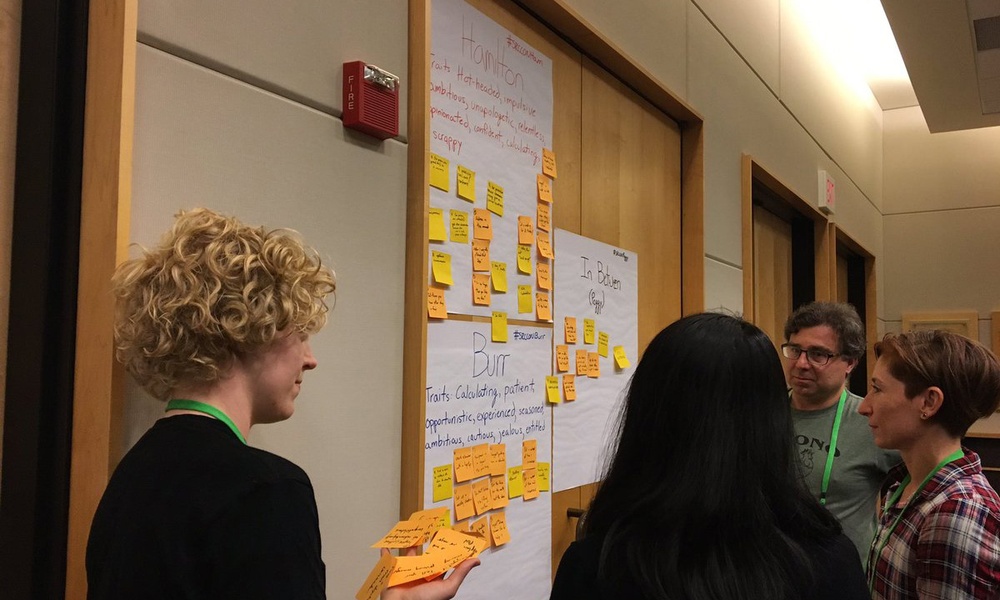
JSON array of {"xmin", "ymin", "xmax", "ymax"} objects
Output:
[
  {"xmin": 681, "ymin": 123, "xmax": 705, "ymax": 315},
  {"xmin": 64, "ymin": 0, "xmax": 137, "ymax": 597},
  {"xmin": 741, "ymin": 154, "xmax": 754, "ymax": 319},
  {"xmin": 831, "ymin": 224, "xmax": 878, "ymax": 381}
]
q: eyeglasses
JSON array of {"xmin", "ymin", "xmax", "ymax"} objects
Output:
[{"xmin": 780, "ymin": 344, "xmax": 840, "ymax": 366}]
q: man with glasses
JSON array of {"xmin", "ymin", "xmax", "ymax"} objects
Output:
[{"xmin": 782, "ymin": 302, "xmax": 899, "ymax": 559}]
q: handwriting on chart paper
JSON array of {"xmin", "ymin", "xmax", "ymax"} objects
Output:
[{"xmin": 579, "ymin": 253, "xmax": 627, "ymax": 315}]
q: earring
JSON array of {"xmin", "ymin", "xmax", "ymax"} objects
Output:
[{"xmin": 921, "ymin": 412, "xmax": 928, "ymax": 419}]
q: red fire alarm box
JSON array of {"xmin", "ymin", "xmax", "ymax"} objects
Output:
[{"xmin": 343, "ymin": 61, "xmax": 399, "ymax": 140}]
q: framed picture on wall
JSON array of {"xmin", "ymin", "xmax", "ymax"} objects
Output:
[{"xmin": 901, "ymin": 310, "xmax": 979, "ymax": 341}]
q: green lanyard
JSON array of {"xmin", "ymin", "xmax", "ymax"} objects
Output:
[
  {"xmin": 866, "ymin": 448, "xmax": 965, "ymax": 592},
  {"xmin": 165, "ymin": 398, "xmax": 247, "ymax": 445},
  {"xmin": 819, "ymin": 390, "xmax": 848, "ymax": 506}
]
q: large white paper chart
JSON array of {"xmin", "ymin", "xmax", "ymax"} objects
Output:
[
  {"xmin": 424, "ymin": 319, "xmax": 552, "ymax": 600},
  {"xmin": 428, "ymin": 0, "xmax": 554, "ymax": 318},
  {"xmin": 552, "ymin": 229, "xmax": 638, "ymax": 492}
]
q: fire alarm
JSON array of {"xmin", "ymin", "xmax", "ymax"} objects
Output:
[{"xmin": 343, "ymin": 61, "xmax": 399, "ymax": 140}]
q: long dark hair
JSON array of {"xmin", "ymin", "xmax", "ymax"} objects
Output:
[{"xmin": 583, "ymin": 313, "xmax": 840, "ymax": 599}]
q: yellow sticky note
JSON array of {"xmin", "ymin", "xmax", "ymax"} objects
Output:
[
  {"xmin": 517, "ymin": 244, "xmax": 532, "ymax": 274},
  {"xmin": 492, "ymin": 311, "xmax": 508, "ymax": 342},
  {"xmin": 472, "ymin": 239, "xmax": 490, "ymax": 272},
  {"xmin": 584, "ymin": 319, "xmax": 596, "ymax": 344},
  {"xmin": 472, "ymin": 443, "xmax": 491, "ymax": 478},
  {"xmin": 522, "ymin": 439, "xmax": 538, "ymax": 470},
  {"xmin": 433, "ymin": 464, "xmax": 453, "ymax": 502},
  {"xmin": 454, "ymin": 447, "xmax": 476, "ymax": 482},
  {"xmin": 490, "ymin": 475, "xmax": 509, "ymax": 509},
  {"xmin": 355, "ymin": 551, "xmax": 396, "ymax": 600},
  {"xmin": 545, "ymin": 375, "xmax": 561, "ymax": 404},
  {"xmin": 576, "ymin": 349, "xmax": 589, "ymax": 375},
  {"xmin": 536, "ymin": 292, "xmax": 551, "ymax": 321},
  {"xmin": 473, "ymin": 273, "xmax": 491, "ymax": 306},
  {"xmin": 490, "ymin": 261, "xmax": 507, "ymax": 292},
  {"xmin": 614, "ymin": 345, "xmax": 631, "ymax": 369},
  {"xmin": 387, "ymin": 553, "xmax": 446, "ymax": 587},
  {"xmin": 537, "ymin": 202, "xmax": 551, "ymax": 233},
  {"xmin": 429, "ymin": 208, "xmax": 446, "ymax": 242},
  {"xmin": 556, "ymin": 345, "xmax": 570, "ymax": 372},
  {"xmin": 457, "ymin": 165, "xmax": 475, "ymax": 202},
  {"xmin": 430, "ymin": 153, "xmax": 450, "ymax": 191},
  {"xmin": 454, "ymin": 483, "xmax": 475, "ymax": 521},
  {"xmin": 538, "ymin": 463, "xmax": 551, "ymax": 492},
  {"xmin": 565, "ymin": 317, "xmax": 577, "ymax": 344},
  {"xmin": 486, "ymin": 181, "xmax": 504, "ymax": 216},
  {"xmin": 537, "ymin": 173, "xmax": 553, "ymax": 203},
  {"xmin": 523, "ymin": 468, "xmax": 539, "ymax": 500},
  {"xmin": 431, "ymin": 251, "xmax": 453, "ymax": 285},
  {"xmin": 517, "ymin": 285, "xmax": 533, "ymax": 314},
  {"xmin": 563, "ymin": 374, "xmax": 576, "ymax": 401},
  {"xmin": 537, "ymin": 261, "xmax": 552, "ymax": 291},
  {"xmin": 450, "ymin": 210, "xmax": 469, "ymax": 243},
  {"xmin": 518, "ymin": 215, "xmax": 534, "ymax": 244},
  {"xmin": 542, "ymin": 148, "xmax": 557, "ymax": 178},
  {"xmin": 473, "ymin": 208, "xmax": 493, "ymax": 240},
  {"xmin": 598, "ymin": 331, "xmax": 610, "ymax": 357},
  {"xmin": 490, "ymin": 511, "xmax": 512, "ymax": 546},
  {"xmin": 507, "ymin": 466, "xmax": 523, "ymax": 498},
  {"xmin": 472, "ymin": 477, "xmax": 492, "ymax": 516},
  {"xmin": 537, "ymin": 232, "xmax": 554, "ymax": 259},
  {"xmin": 489, "ymin": 444, "xmax": 506, "ymax": 476},
  {"xmin": 427, "ymin": 286, "xmax": 447, "ymax": 319},
  {"xmin": 470, "ymin": 517, "xmax": 490, "ymax": 546},
  {"xmin": 588, "ymin": 352, "xmax": 601, "ymax": 378}
]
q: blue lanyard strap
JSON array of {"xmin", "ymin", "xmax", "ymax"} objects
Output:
[
  {"xmin": 165, "ymin": 398, "xmax": 247, "ymax": 445},
  {"xmin": 819, "ymin": 389, "xmax": 848, "ymax": 506}
]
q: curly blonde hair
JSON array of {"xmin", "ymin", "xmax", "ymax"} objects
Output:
[{"xmin": 113, "ymin": 208, "xmax": 336, "ymax": 399}]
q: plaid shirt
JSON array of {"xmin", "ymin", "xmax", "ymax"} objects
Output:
[{"xmin": 866, "ymin": 450, "xmax": 1000, "ymax": 599}]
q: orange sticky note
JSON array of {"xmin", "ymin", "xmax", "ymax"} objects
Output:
[
  {"xmin": 536, "ymin": 292, "xmax": 551, "ymax": 321},
  {"xmin": 452, "ymin": 519, "xmax": 470, "ymax": 532},
  {"xmin": 428, "ymin": 286, "xmax": 447, "ymax": 319},
  {"xmin": 489, "ymin": 444, "xmax": 506, "ymax": 476},
  {"xmin": 556, "ymin": 345, "xmax": 570, "ymax": 372},
  {"xmin": 355, "ymin": 551, "xmax": 396, "ymax": 600},
  {"xmin": 454, "ymin": 447, "xmax": 476, "ymax": 482},
  {"xmin": 537, "ymin": 462, "xmax": 550, "ymax": 492},
  {"xmin": 542, "ymin": 148, "xmax": 557, "ymax": 178},
  {"xmin": 473, "ymin": 208, "xmax": 492, "ymax": 240},
  {"xmin": 565, "ymin": 317, "xmax": 577, "ymax": 344},
  {"xmin": 517, "ymin": 285, "xmax": 533, "ymax": 314},
  {"xmin": 372, "ymin": 520, "xmax": 433, "ymax": 548},
  {"xmin": 537, "ymin": 261, "xmax": 552, "ymax": 291},
  {"xmin": 425, "ymin": 528, "xmax": 482, "ymax": 570},
  {"xmin": 584, "ymin": 318, "xmax": 596, "ymax": 344},
  {"xmin": 490, "ymin": 261, "xmax": 507, "ymax": 292},
  {"xmin": 472, "ymin": 478, "xmax": 492, "ymax": 515},
  {"xmin": 614, "ymin": 345, "xmax": 631, "ymax": 369},
  {"xmin": 473, "ymin": 273, "xmax": 491, "ymax": 306},
  {"xmin": 536, "ymin": 173, "xmax": 553, "ymax": 203},
  {"xmin": 508, "ymin": 466, "xmax": 523, "ymax": 498},
  {"xmin": 387, "ymin": 553, "xmax": 447, "ymax": 587},
  {"xmin": 522, "ymin": 439, "xmax": 538, "ymax": 470},
  {"xmin": 450, "ymin": 210, "xmax": 469, "ymax": 243},
  {"xmin": 409, "ymin": 508, "xmax": 450, "ymax": 535},
  {"xmin": 472, "ymin": 443, "xmax": 490, "ymax": 477},
  {"xmin": 563, "ymin": 374, "xmax": 576, "ymax": 401},
  {"xmin": 598, "ymin": 331, "xmax": 610, "ymax": 357},
  {"xmin": 537, "ymin": 202, "xmax": 551, "ymax": 232},
  {"xmin": 522, "ymin": 468, "xmax": 539, "ymax": 500},
  {"xmin": 588, "ymin": 352, "xmax": 601, "ymax": 378},
  {"xmin": 470, "ymin": 516, "xmax": 490, "ymax": 545},
  {"xmin": 545, "ymin": 375, "xmax": 561, "ymax": 404},
  {"xmin": 491, "ymin": 311, "xmax": 508, "ymax": 342},
  {"xmin": 433, "ymin": 464, "xmax": 453, "ymax": 502},
  {"xmin": 472, "ymin": 239, "xmax": 490, "ymax": 272},
  {"xmin": 431, "ymin": 251, "xmax": 453, "ymax": 285},
  {"xmin": 537, "ymin": 232, "xmax": 554, "ymax": 259},
  {"xmin": 486, "ymin": 181, "xmax": 504, "ymax": 216},
  {"xmin": 430, "ymin": 153, "xmax": 450, "ymax": 191},
  {"xmin": 517, "ymin": 215, "xmax": 534, "ymax": 244},
  {"xmin": 429, "ymin": 208, "xmax": 446, "ymax": 242},
  {"xmin": 457, "ymin": 165, "xmax": 475, "ymax": 202},
  {"xmin": 576, "ymin": 349, "xmax": 589, "ymax": 375},
  {"xmin": 517, "ymin": 244, "xmax": 532, "ymax": 274},
  {"xmin": 490, "ymin": 511, "xmax": 512, "ymax": 546},
  {"xmin": 453, "ymin": 483, "xmax": 475, "ymax": 521},
  {"xmin": 490, "ymin": 475, "xmax": 509, "ymax": 509}
]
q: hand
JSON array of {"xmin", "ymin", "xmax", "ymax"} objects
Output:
[{"xmin": 380, "ymin": 549, "xmax": 480, "ymax": 600}]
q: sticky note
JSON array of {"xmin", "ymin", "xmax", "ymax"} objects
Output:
[
  {"xmin": 537, "ymin": 463, "xmax": 550, "ymax": 492},
  {"xmin": 452, "ymin": 519, "xmax": 470, "ymax": 532},
  {"xmin": 355, "ymin": 551, "xmax": 396, "ymax": 600},
  {"xmin": 522, "ymin": 468, "xmax": 539, "ymax": 500},
  {"xmin": 537, "ymin": 261, "xmax": 552, "ymax": 291},
  {"xmin": 563, "ymin": 375, "xmax": 576, "ymax": 401},
  {"xmin": 518, "ymin": 215, "xmax": 534, "ymax": 244},
  {"xmin": 584, "ymin": 319, "xmax": 596, "ymax": 344},
  {"xmin": 425, "ymin": 528, "xmax": 482, "ymax": 570},
  {"xmin": 545, "ymin": 375, "xmax": 561, "ymax": 404},
  {"xmin": 598, "ymin": 331, "xmax": 610, "ymax": 357},
  {"xmin": 454, "ymin": 447, "xmax": 476, "ymax": 482},
  {"xmin": 427, "ymin": 286, "xmax": 447, "ymax": 319},
  {"xmin": 470, "ymin": 517, "xmax": 490, "ymax": 545},
  {"xmin": 486, "ymin": 181, "xmax": 504, "ymax": 216},
  {"xmin": 565, "ymin": 317, "xmax": 577, "ymax": 344},
  {"xmin": 536, "ymin": 292, "xmax": 551, "ymax": 321},
  {"xmin": 490, "ymin": 475, "xmax": 509, "ymax": 509},
  {"xmin": 430, "ymin": 153, "xmax": 450, "ymax": 191},
  {"xmin": 537, "ymin": 232, "xmax": 554, "ymax": 259},
  {"xmin": 588, "ymin": 352, "xmax": 601, "ymax": 378},
  {"xmin": 508, "ymin": 466, "xmax": 523, "ymax": 498},
  {"xmin": 614, "ymin": 345, "xmax": 631, "ymax": 369},
  {"xmin": 372, "ymin": 520, "xmax": 433, "ymax": 548},
  {"xmin": 537, "ymin": 173, "xmax": 553, "ymax": 203},
  {"xmin": 457, "ymin": 165, "xmax": 475, "ymax": 202},
  {"xmin": 433, "ymin": 464, "xmax": 453, "ymax": 502},
  {"xmin": 490, "ymin": 261, "xmax": 507, "ymax": 292},
  {"xmin": 542, "ymin": 148, "xmax": 557, "ymax": 178},
  {"xmin": 472, "ymin": 477, "xmax": 492, "ymax": 515},
  {"xmin": 472, "ymin": 273, "xmax": 490, "ymax": 306},
  {"xmin": 517, "ymin": 285, "xmax": 533, "ymax": 314},
  {"xmin": 472, "ymin": 443, "xmax": 491, "ymax": 478},
  {"xmin": 490, "ymin": 511, "xmax": 512, "ymax": 546},
  {"xmin": 410, "ymin": 507, "xmax": 450, "ymax": 532},
  {"xmin": 517, "ymin": 244, "xmax": 532, "ymax": 274},
  {"xmin": 522, "ymin": 439, "xmax": 537, "ymax": 470},
  {"xmin": 429, "ymin": 208, "xmax": 446, "ymax": 242},
  {"xmin": 473, "ymin": 208, "xmax": 492, "ymax": 240},
  {"xmin": 387, "ymin": 553, "xmax": 446, "ymax": 587},
  {"xmin": 576, "ymin": 349, "xmax": 589, "ymax": 375},
  {"xmin": 431, "ymin": 251, "xmax": 453, "ymax": 285},
  {"xmin": 450, "ymin": 210, "xmax": 469, "ymax": 243},
  {"xmin": 472, "ymin": 239, "xmax": 490, "ymax": 272},
  {"xmin": 556, "ymin": 345, "xmax": 570, "ymax": 372},
  {"xmin": 537, "ymin": 202, "xmax": 551, "ymax": 233},
  {"xmin": 453, "ymin": 483, "xmax": 475, "ymax": 521},
  {"xmin": 489, "ymin": 444, "xmax": 506, "ymax": 476},
  {"xmin": 491, "ymin": 311, "xmax": 508, "ymax": 342}
]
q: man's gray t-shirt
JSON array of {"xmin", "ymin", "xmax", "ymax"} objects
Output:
[{"xmin": 792, "ymin": 391, "xmax": 900, "ymax": 558}]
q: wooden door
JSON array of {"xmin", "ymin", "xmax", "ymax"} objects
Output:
[{"xmin": 752, "ymin": 205, "xmax": 793, "ymax": 348}]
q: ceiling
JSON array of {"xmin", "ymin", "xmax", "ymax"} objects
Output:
[{"xmin": 881, "ymin": 0, "xmax": 1000, "ymax": 133}]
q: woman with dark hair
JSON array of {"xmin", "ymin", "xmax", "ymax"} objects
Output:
[{"xmin": 550, "ymin": 312, "xmax": 868, "ymax": 599}]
